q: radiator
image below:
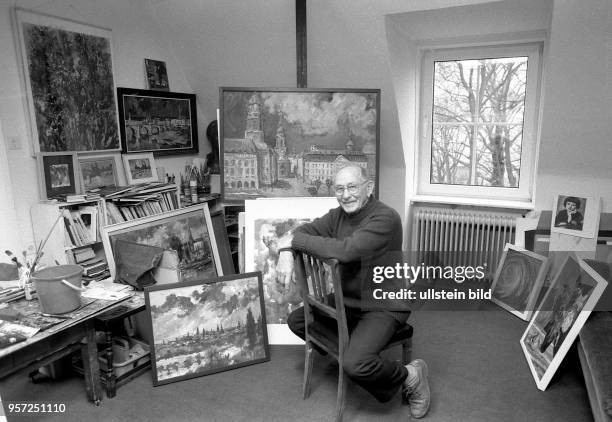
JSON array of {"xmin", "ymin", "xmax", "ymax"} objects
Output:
[{"xmin": 412, "ymin": 207, "xmax": 517, "ymax": 280}]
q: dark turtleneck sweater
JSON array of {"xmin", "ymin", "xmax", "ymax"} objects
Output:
[{"xmin": 291, "ymin": 196, "xmax": 408, "ymax": 320}]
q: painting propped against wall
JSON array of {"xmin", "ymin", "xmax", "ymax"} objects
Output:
[
  {"xmin": 145, "ymin": 272, "xmax": 269, "ymax": 386},
  {"xmin": 520, "ymin": 254, "xmax": 608, "ymax": 390},
  {"xmin": 219, "ymin": 88, "xmax": 380, "ymax": 203},
  {"xmin": 244, "ymin": 197, "xmax": 339, "ymax": 344},
  {"xmin": 13, "ymin": 9, "xmax": 119, "ymax": 153}
]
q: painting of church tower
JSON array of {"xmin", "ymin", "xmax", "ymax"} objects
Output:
[{"xmin": 223, "ymin": 93, "xmax": 277, "ymax": 193}]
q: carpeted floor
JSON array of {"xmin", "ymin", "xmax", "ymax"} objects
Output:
[{"xmin": 0, "ymin": 304, "xmax": 593, "ymax": 422}]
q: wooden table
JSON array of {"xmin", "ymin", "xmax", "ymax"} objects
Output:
[{"xmin": 0, "ymin": 295, "xmax": 130, "ymax": 405}]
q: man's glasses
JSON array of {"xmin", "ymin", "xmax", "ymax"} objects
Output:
[{"xmin": 334, "ymin": 180, "xmax": 368, "ymax": 196}]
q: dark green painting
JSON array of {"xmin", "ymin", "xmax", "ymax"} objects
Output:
[{"xmin": 21, "ymin": 18, "xmax": 119, "ymax": 152}]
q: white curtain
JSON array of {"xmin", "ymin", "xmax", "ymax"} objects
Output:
[{"xmin": 0, "ymin": 121, "xmax": 20, "ymax": 263}]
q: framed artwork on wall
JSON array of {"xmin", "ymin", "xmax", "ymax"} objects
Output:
[
  {"xmin": 244, "ymin": 197, "xmax": 339, "ymax": 344},
  {"xmin": 122, "ymin": 152, "xmax": 158, "ymax": 185},
  {"xmin": 101, "ymin": 203, "xmax": 222, "ymax": 282},
  {"xmin": 551, "ymin": 194, "xmax": 601, "ymax": 239},
  {"xmin": 520, "ymin": 254, "xmax": 608, "ymax": 390},
  {"xmin": 219, "ymin": 87, "xmax": 380, "ymax": 203},
  {"xmin": 116, "ymin": 88, "xmax": 198, "ymax": 156},
  {"xmin": 78, "ymin": 153, "xmax": 125, "ymax": 192},
  {"xmin": 490, "ymin": 244, "xmax": 549, "ymax": 321},
  {"xmin": 145, "ymin": 272, "xmax": 270, "ymax": 386},
  {"xmin": 13, "ymin": 9, "xmax": 119, "ymax": 153},
  {"xmin": 144, "ymin": 59, "xmax": 169, "ymax": 91},
  {"xmin": 36, "ymin": 152, "xmax": 80, "ymax": 199}
]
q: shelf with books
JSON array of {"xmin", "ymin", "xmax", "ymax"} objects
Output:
[{"xmin": 99, "ymin": 183, "xmax": 180, "ymax": 225}]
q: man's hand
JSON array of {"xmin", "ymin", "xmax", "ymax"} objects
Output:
[{"xmin": 276, "ymin": 250, "xmax": 294, "ymax": 286}]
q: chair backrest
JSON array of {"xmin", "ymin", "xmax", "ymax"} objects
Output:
[{"xmin": 293, "ymin": 250, "xmax": 349, "ymax": 357}]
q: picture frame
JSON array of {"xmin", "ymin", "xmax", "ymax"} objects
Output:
[
  {"xmin": 219, "ymin": 87, "xmax": 380, "ymax": 203},
  {"xmin": 551, "ymin": 194, "xmax": 601, "ymax": 239},
  {"xmin": 36, "ymin": 152, "xmax": 80, "ymax": 199},
  {"xmin": 244, "ymin": 197, "xmax": 339, "ymax": 344},
  {"xmin": 490, "ymin": 244, "xmax": 549, "ymax": 321},
  {"xmin": 78, "ymin": 153, "xmax": 125, "ymax": 192},
  {"xmin": 117, "ymin": 88, "xmax": 198, "ymax": 156},
  {"xmin": 12, "ymin": 9, "xmax": 120, "ymax": 153},
  {"xmin": 122, "ymin": 152, "xmax": 158, "ymax": 185},
  {"xmin": 101, "ymin": 203, "xmax": 222, "ymax": 282},
  {"xmin": 520, "ymin": 254, "xmax": 608, "ymax": 390},
  {"xmin": 144, "ymin": 59, "xmax": 169, "ymax": 91},
  {"xmin": 145, "ymin": 272, "xmax": 270, "ymax": 386}
]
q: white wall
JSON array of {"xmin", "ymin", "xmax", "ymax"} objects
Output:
[{"xmin": 535, "ymin": 0, "xmax": 612, "ymax": 211}]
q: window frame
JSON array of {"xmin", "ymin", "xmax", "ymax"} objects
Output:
[{"xmin": 416, "ymin": 42, "xmax": 544, "ymax": 205}]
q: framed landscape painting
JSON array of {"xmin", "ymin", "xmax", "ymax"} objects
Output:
[
  {"xmin": 520, "ymin": 254, "xmax": 608, "ymax": 390},
  {"xmin": 117, "ymin": 88, "xmax": 198, "ymax": 156},
  {"xmin": 145, "ymin": 272, "xmax": 269, "ymax": 386},
  {"xmin": 220, "ymin": 87, "xmax": 380, "ymax": 203},
  {"xmin": 244, "ymin": 197, "xmax": 338, "ymax": 344},
  {"xmin": 13, "ymin": 9, "xmax": 119, "ymax": 153},
  {"xmin": 36, "ymin": 152, "xmax": 80, "ymax": 199},
  {"xmin": 101, "ymin": 204, "xmax": 222, "ymax": 282},
  {"xmin": 490, "ymin": 244, "xmax": 549, "ymax": 321},
  {"xmin": 78, "ymin": 153, "xmax": 124, "ymax": 191},
  {"xmin": 122, "ymin": 152, "xmax": 158, "ymax": 185}
]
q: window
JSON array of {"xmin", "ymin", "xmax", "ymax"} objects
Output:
[{"xmin": 417, "ymin": 43, "xmax": 543, "ymax": 204}]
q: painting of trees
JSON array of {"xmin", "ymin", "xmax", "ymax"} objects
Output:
[
  {"xmin": 17, "ymin": 12, "xmax": 119, "ymax": 152},
  {"xmin": 430, "ymin": 56, "xmax": 527, "ymax": 187}
]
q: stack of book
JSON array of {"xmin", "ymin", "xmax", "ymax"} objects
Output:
[
  {"xmin": 74, "ymin": 249, "xmax": 110, "ymax": 283},
  {"xmin": 103, "ymin": 183, "xmax": 179, "ymax": 224}
]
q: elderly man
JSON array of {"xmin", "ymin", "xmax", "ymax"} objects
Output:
[{"xmin": 276, "ymin": 165, "xmax": 431, "ymax": 419}]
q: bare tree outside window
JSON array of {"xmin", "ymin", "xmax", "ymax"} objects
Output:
[{"xmin": 430, "ymin": 56, "xmax": 528, "ymax": 188}]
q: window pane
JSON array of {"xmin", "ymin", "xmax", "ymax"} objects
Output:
[
  {"xmin": 430, "ymin": 124, "xmax": 472, "ymax": 185},
  {"xmin": 430, "ymin": 56, "xmax": 528, "ymax": 188},
  {"xmin": 475, "ymin": 124, "xmax": 523, "ymax": 187}
]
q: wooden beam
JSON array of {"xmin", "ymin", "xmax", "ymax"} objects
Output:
[{"xmin": 296, "ymin": 0, "xmax": 307, "ymax": 88}]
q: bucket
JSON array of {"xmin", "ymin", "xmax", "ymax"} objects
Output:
[{"xmin": 31, "ymin": 265, "xmax": 84, "ymax": 314}]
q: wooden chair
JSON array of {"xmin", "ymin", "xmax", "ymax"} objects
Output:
[{"xmin": 292, "ymin": 250, "xmax": 413, "ymax": 422}]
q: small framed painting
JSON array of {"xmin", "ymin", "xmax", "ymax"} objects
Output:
[
  {"xmin": 122, "ymin": 152, "xmax": 158, "ymax": 185},
  {"xmin": 490, "ymin": 244, "xmax": 549, "ymax": 321},
  {"xmin": 520, "ymin": 254, "xmax": 608, "ymax": 390},
  {"xmin": 36, "ymin": 152, "xmax": 80, "ymax": 199},
  {"xmin": 78, "ymin": 153, "xmax": 124, "ymax": 191},
  {"xmin": 551, "ymin": 194, "xmax": 601, "ymax": 239},
  {"xmin": 145, "ymin": 272, "xmax": 270, "ymax": 386},
  {"xmin": 144, "ymin": 59, "xmax": 169, "ymax": 91}
]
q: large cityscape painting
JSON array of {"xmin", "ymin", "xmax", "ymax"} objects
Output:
[{"xmin": 220, "ymin": 88, "xmax": 380, "ymax": 202}]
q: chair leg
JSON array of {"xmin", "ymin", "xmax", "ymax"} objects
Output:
[
  {"xmin": 401, "ymin": 340, "xmax": 412, "ymax": 405},
  {"xmin": 303, "ymin": 343, "xmax": 314, "ymax": 399},
  {"xmin": 335, "ymin": 364, "xmax": 347, "ymax": 422}
]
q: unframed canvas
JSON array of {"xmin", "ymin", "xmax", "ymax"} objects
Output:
[
  {"xmin": 13, "ymin": 9, "xmax": 119, "ymax": 153},
  {"xmin": 490, "ymin": 244, "xmax": 549, "ymax": 321},
  {"xmin": 144, "ymin": 59, "xmax": 169, "ymax": 91},
  {"xmin": 550, "ymin": 194, "xmax": 601, "ymax": 239},
  {"xmin": 220, "ymin": 87, "xmax": 380, "ymax": 203},
  {"xmin": 101, "ymin": 204, "xmax": 222, "ymax": 282},
  {"xmin": 244, "ymin": 197, "xmax": 339, "ymax": 344},
  {"xmin": 145, "ymin": 272, "xmax": 269, "ymax": 386},
  {"xmin": 520, "ymin": 253, "xmax": 608, "ymax": 390}
]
